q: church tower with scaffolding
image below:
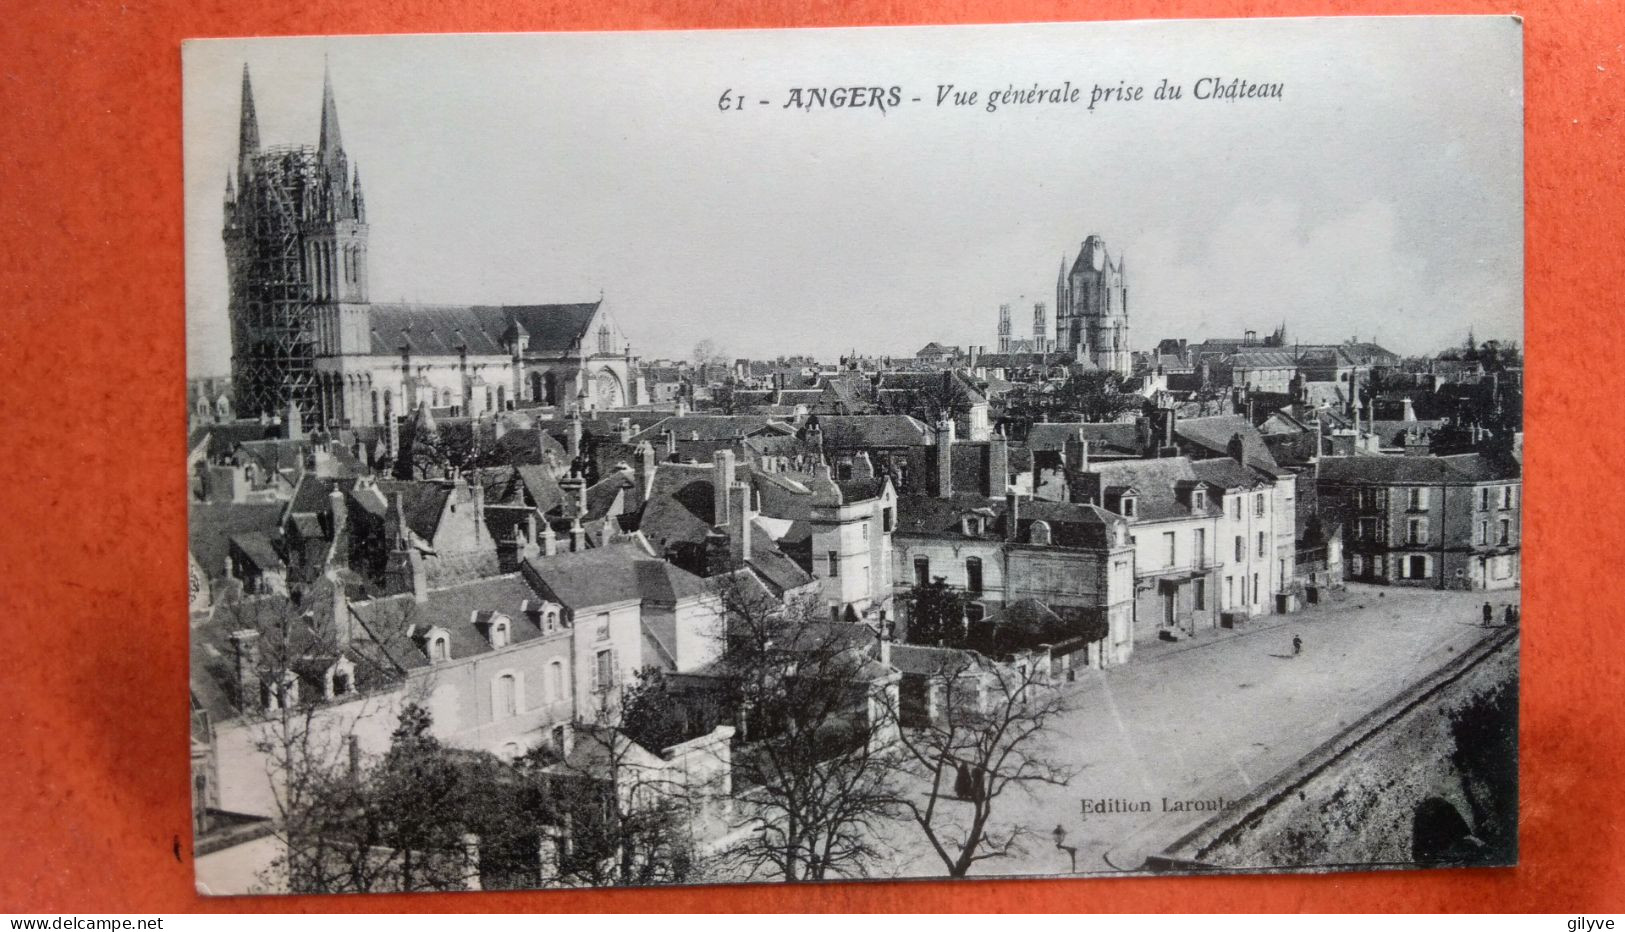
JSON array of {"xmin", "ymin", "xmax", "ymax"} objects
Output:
[{"xmin": 224, "ymin": 64, "xmax": 368, "ymax": 422}]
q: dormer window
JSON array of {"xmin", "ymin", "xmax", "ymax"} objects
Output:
[
  {"xmin": 1120, "ymin": 495, "xmax": 1138, "ymax": 518},
  {"xmin": 491, "ymin": 619, "xmax": 510, "ymax": 649},
  {"xmin": 1191, "ymin": 489, "xmax": 1207, "ymax": 510},
  {"xmin": 430, "ymin": 636, "xmax": 449, "ymax": 662},
  {"xmin": 962, "ymin": 515, "xmax": 985, "ymax": 536},
  {"xmin": 326, "ymin": 658, "xmax": 355, "ymax": 700}
]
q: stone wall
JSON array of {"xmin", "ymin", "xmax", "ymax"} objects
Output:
[{"xmin": 1156, "ymin": 628, "xmax": 1518, "ymax": 871}]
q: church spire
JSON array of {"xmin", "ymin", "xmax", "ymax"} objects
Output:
[
  {"xmin": 238, "ymin": 64, "xmax": 260, "ymax": 171},
  {"xmin": 318, "ymin": 60, "xmax": 345, "ymax": 170}
]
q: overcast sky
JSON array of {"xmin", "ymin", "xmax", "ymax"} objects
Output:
[{"xmin": 184, "ymin": 17, "xmax": 1522, "ymax": 376}]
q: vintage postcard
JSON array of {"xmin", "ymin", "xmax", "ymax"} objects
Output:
[{"xmin": 184, "ymin": 17, "xmax": 1523, "ymax": 895}]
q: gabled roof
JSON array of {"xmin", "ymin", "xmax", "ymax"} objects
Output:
[
  {"xmin": 804, "ymin": 414, "xmax": 933, "ymax": 448},
  {"xmin": 893, "ymin": 494, "xmax": 1123, "ymax": 549},
  {"xmin": 1087, "ymin": 457, "xmax": 1219, "ymax": 522},
  {"xmin": 351, "ymin": 573, "xmax": 550, "ymax": 671},
  {"xmin": 1174, "ymin": 415, "xmax": 1289, "ymax": 478},
  {"xmin": 523, "ymin": 543, "xmax": 710, "ymax": 610},
  {"xmin": 362, "ymin": 302, "xmax": 603, "ymax": 357},
  {"xmin": 370, "ymin": 480, "xmax": 453, "ymax": 541},
  {"xmin": 190, "ymin": 502, "xmax": 285, "ymax": 577},
  {"xmin": 631, "ymin": 415, "xmax": 795, "ymax": 443}
]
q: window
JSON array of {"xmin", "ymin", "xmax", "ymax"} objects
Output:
[
  {"xmin": 1408, "ymin": 555, "xmax": 1428, "ymax": 579},
  {"xmin": 1252, "ymin": 573, "xmax": 1260, "ymax": 603},
  {"xmin": 1406, "ymin": 517, "xmax": 1429, "ymax": 545},
  {"xmin": 828, "ymin": 551, "xmax": 840, "ymax": 577},
  {"xmin": 495, "ymin": 674, "xmax": 518, "ymax": 719},
  {"xmin": 1120, "ymin": 495, "xmax": 1137, "ymax": 518},
  {"xmin": 966, "ymin": 557, "xmax": 983, "ymax": 594},
  {"xmin": 330, "ymin": 664, "xmax": 352, "ymax": 698},
  {"xmin": 1257, "ymin": 532, "xmax": 1267, "ymax": 558},
  {"xmin": 1502, "ymin": 486, "xmax": 1516, "ymax": 509},
  {"xmin": 1407, "ymin": 487, "xmax": 1428, "ymax": 511},
  {"xmin": 431, "ymin": 636, "xmax": 449, "ymax": 662},
  {"xmin": 1225, "ymin": 575, "xmax": 1235, "ymax": 607},
  {"xmin": 1255, "ymin": 494, "xmax": 1265, "ymax": 518},
  {"xmin": 882, "ymin": 507, "xmax": 895, "ymax": 533},
  {"xmin": 1499, "ymin": 518, "xmax": 1512, "ymax": 545},
  {"xmin": 1162, "ymin": 532, "xmax": 1177, "ymax": 566},
  {"xmin": 1356, "ymin": 517, "xmax": 1379, "ymax": 541},
  {"xmin": 594, "ymin": 650, "xmax": 615, "ymax": 692},
  {"xmin": 1351, "ymin": 554, "xmax": 1365, "ymax": 577},
  {"xmin": 491, "ymin": 619, "xmax": 510, "ymax": 649},
  {"xmin": 1231, "ymin": 497, "xmax": 1241, "ymax": 520},
  {"xmin": 1193, "ymin": 528, "xmax": 1206, "ymax": 566},
  {"xmin": 1480, "ymin": 487, "xmax": 1491, "ymax": 511},
  {"xmin": 914, "ymin": 557, "xmax": 930, "ymax": 587},
  {"xmin": 596, "ymin": 621, "xmax": 610, "ymax": 641},
  {"xmin": 861, "ymin": 523, "xmax": 869, "ymax": 541},
  {"xmin": 549, "ymin": 660, "xmax": 566, "ymax": 702},
  {"xmin": 1234, "ymin": 536, "xmax": 1245, "ymax": 562},
  {"xmin": 1191, "ymin": 489, "xmax": 1206, "ymax": 510},
  {"xmin": 1477, "ymin": 521, "xmax": 1489, "ymax": 546},
  {"xmin": 1193, "ymin": 578, "xmax": 1206, "ymax": 611}
]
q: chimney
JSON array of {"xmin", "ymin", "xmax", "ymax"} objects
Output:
[
  {"xmin": 408, "ymin": 550, "xmax": 428, "ymax": 603},
  {"xmin": 636, "ymin": 441, "xmax": 657, "ymax": 501},
  {"xmin": 1064, "ymin": 431, "xmax": 1090, "ymax": 476},
  {"xmin": 327, "ymin": 487, "xmax": 347, "ymax": 543},
  {"xmin": 228, "ymin": 630, "xmax": 261, "ymax": 709},
  {"xmin": 987, "ymin": 431, "xmax": 1009, "ymax": 497},
  {"xmin": 569, "ymin": 517, "xmax": 587, "ymax": 552},
  {"xmin": 1401, "ymin": 397, "xmax": 1417, "ymax": 422},
  {"xmin": 558, "ymin": 470, "xmax": 588, "ymax": 522},
  {"xmin": 1135, "ymin": 416, "xmax": 1153, "ymax": 455},
  {"xmin": 713, "ymin": 449, "xmax": 736, "ymax": 525},
  {"xmin": 618, "ymin": 417, "xmax": 633, "ymax": 443},
  {"xmin": 1005, "ymin": 490, "xmax": 1020, "ymax": 541},
  {"xmin": 541, "ymin": 521, "xmax": 558, "ymax": 557},
  {"xmin": 728, "ymin": 480, "xmax": 753, "ymax": 563},
  {"xmin": 567, "ymin": 409, "xmax": 583, "ymax": 460},
  {"xmin": 1228, "ymin": 433, "xmax": 1249, "ymax": 470},
  {"xmin": 329, "ymin": 572, "xmax": 352, "ymax": 647},
  {"xmin": 935, "ymin": 418, "xmax": 956, "ymax": 499},
  {"xmin": 664, "ymin": 429, "xmax": 677, "ymax": 459},
  {"xmin": 851, "ymin": 451, "xmax": 875, "ymax": 480}
]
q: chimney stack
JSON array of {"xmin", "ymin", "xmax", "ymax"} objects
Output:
[
  {"xmin": 728, "ymin": 480, "xmax": 753, "ymax": 563},
  {"xmin": 935, "ymin": 418, "xmax": 956, "ymax": 499},
  {"xmin": 987, "ymin": 430, "xmax": 1010, "ymax": 497},
  {"xmin": 713, "ymin": 449, "xmax": 736, "ymax": 526},
  {"xmin": 541, "ymin": 522, "xmax": 558, "ymax": 557},
  {"xmin": 618, "ymin": 417, "xmax": 634, "ymax": 443},
  {"xmin": 1005, "ymin": 490, "xmax": 1020, "ymax": 541},
  {"xmin": 566, "ymin": 408, "xmax": 583, "ymax": 460},
  {"xmin": 1401, "ymin": 397, "xmax": 1417, "ymax": 422}
]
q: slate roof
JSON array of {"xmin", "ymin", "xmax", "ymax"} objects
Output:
[
  {"xmin": 190, "ymin": 502, "xmax": 285, "ymax": 578},
  {"xmin": 893, "ymin": 494, "xmax": 1123, "ymax": 549},
  {"xmin": 523, "ymin": 544, "xmax": 711, "ymax": 609},
  {"xmin": 804, "ymin": 414, "xmax": 933, "ymax": 448},
  {"xmin": 361, "ymin": 302, "xmax": 604, "ymax": 358},
  {"xmin": 1087, "ymin": 457, "xmax": 1220, "ymax": 522},
  {"xmin": 370, "ymin": 480, "xmax": 453, "ymax": 541},
  {"xmin": 632, "ymin": 415, "xmax": 795, "ymax": 443},
  {"xmin": 1174, "ymin": 415, "xmax": 1289, "ymax": 477},
  {"xmin": 636, "ymin": 464, "xmax": 718, "ymax": 548},
  {"xmin": 1317, "ymin": 453, "xmax": 1519, "ymax": 485},
  {"xmin": 1189, "ymin": 457, "xmax": 1269, "ymax": 490},
  {"xmin": 351, "ymin": 574, "xmax": 550, "ymax": 672}
]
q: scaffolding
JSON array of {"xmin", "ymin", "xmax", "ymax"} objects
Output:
[{"xmin": 225, "ymin": 145, "xmax": 321, "ymax": 421}]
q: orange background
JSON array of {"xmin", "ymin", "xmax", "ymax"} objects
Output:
[{"xmin": 0, "ymin": 0, "xmax": 1618, "ymax": 913}]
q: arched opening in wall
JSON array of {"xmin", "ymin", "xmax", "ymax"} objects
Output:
[
  {"xmin": 528, "ymin": 371, "xmax": 544, "ymax": 404},
  {"xmin": 544, "ymin": 372, "xmax": 560, "ymax": 406},
  {"xmin": 1411, "ymin": 796, "xmax": 1477, "ymax": 865}
]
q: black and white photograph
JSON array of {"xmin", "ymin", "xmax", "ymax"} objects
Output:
[{"xmin": 183, "ymin": 17, "xmax": 1524, "ymax": 895}]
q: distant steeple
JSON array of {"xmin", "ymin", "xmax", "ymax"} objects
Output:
[
  {"xmin": 237, "ymin": 64, "xmax": 260, "ymax": 170},
  {"xmin": 318, "ymin": 61, "xmax": 345, "ymax": 170}
]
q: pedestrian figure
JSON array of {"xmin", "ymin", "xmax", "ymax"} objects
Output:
[
  {"xmin": 1482, "ymin": 602, "xmax": 1494, "ymax": 627},
  {"xmin": 1504, "ymin": 604, "xmax": 1517, "ymax": 626},
  {"xmin": 1292, "ymin": 634, "xmax": 1302, "ymax": 657}
]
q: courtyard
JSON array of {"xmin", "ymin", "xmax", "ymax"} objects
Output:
[{"xmin": 881, "ymin": 583, "xmax": 1520, "ymax": 879}]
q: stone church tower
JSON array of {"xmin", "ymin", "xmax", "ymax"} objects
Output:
[
  {"xmin": 1055, "ymin": 234, "xmax": 1131, "ymax": 375},
  {"xmin": 224, "ymin": 65, "xmax": 368, "ymax": 421}
]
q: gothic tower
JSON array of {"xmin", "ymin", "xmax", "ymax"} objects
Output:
[
  {"xmin": 1032, "ymin": 301, "xmax": 1048, "ymax": 354},
  {"xmin": 996, "ymin": 303, "xmax": 1012, "ymax": 353},
  {"xmin": 1057, "ymin": 235, "xmax": 1130, "ymax": 375},
  {"xmin": 224, "ymin": 64, "xmax": 369, "ymax": 422}
]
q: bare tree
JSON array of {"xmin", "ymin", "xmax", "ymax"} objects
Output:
[
  {"xmin": 704, "ymin": 569, "xmax": 904, "ymax": 882},
  {"xmin": 881, "ymin": 652, "xmax": 1076, "ymax": 878},
  {"xmin": 516, "ymin": 672, "xmax": 710, "ymax": 888}
]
